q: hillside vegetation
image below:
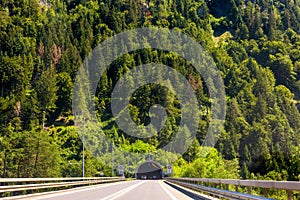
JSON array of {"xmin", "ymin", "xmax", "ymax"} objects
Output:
[{"xmin": 0, "ymin": 0, "xmax": 299, "ymax": 186}]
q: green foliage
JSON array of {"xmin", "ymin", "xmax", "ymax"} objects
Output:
[
  {"xmin": 0, "ymin": 125, "xmax": 61, "ymax": 178},
  {"xmin": 0, "ymin": 0, "xmax": 299, "ymax": 180},
  {"xmin": 122, "ymin": 140, "xmax": 156, "ymax": 154},
  {"xmin": 175, "ymin": 147, "xmax": 240, "ymax": 179}
]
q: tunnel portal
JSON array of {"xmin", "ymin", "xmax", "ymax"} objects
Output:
[{"xmin": 135, "ymin": 161, "xmax": 163, "ymax": 180}]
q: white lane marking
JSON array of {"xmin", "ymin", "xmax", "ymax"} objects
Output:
[
  {"xmin": 35, "ymin": 181, "xmax": 129, "ymax": 200},
  {"xmin": 99, "ymin": 181, "xmax": 145, "ymax": 200},
  {"xmin": 158, "ymin": 180, "xmax": 178, "ymax": 200}
]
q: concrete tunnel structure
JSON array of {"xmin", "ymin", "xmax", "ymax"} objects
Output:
[{"xmin": 135, "ymin": 161, "xmax": 164, "ymax": 179}]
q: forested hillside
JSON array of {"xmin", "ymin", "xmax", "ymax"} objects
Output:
[{"xmin": 0, "ymin": 0, "xmax": 299, "ymax": 184}]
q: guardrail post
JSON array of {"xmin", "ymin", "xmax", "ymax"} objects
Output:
[
  {"xmin": 247, "ymin": 186, "xmax": 251, "ymax": 194},
  {"xmin": 235, "ymin": 185, "xmax": 238, "ymax": 192},
  {"xmin": 287, "ymin": 190, "xmax": 292, "ymax": 200},
  {"xmin": 264, "ymin": 188, "xmax": 268, "ymax": 197}
]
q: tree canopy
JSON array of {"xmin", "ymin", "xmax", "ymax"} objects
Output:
[{"xmin": 0, "ymin": 1, "xmax": 299, "ymax": 190}]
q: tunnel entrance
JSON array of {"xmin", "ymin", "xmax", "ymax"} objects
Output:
[{"xmin": 135, "ymin": 161, "xmax": 163, "ymax": 180}]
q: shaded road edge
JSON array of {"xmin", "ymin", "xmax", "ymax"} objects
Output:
[{"xmin": 164, "ymin": 181, "xmax": 217, "ymax": 200}]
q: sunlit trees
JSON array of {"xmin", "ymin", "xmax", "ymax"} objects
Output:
[{"xmin": 0, "ymin": 0, "xmax": 299, "ymax": 180}]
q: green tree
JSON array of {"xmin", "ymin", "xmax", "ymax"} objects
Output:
[{"xmin": 35, "ymin": 67, "xmax": 58, "ymax": 127}]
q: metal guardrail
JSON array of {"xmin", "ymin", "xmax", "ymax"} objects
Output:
[
  {"xmin": 165, "ymin": 177, "xmax": 300, "ymax": 200},
  {"xmin": 0, "ymin": 177, "xmax": 125, "ymax": 198}
]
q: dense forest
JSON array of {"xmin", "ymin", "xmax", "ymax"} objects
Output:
[{"xmin": 0, "ymin": 0, "xmax": 299, "ymax": 188}]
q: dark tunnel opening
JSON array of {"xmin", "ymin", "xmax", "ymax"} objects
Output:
[{"xmin": 135, "ymin": 161, "xmax": 163, "ymax": 180}]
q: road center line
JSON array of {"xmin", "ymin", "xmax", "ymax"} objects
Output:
[
  {"xmin": 99, "ymin": 181, "xmax": 145, "ymax": 200},
  {"xmin": 158, "ymin": 180, "xmax": 178, "ymax": 200}
]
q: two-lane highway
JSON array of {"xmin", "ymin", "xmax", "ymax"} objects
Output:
[{"xmin": 30, "ymin": 180, "xmax": 194, "ymax": 200}]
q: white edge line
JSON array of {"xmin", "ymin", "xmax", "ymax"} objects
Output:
[
  {"xmin": 158, "ymin": 180, "xmax": 178, "ymax": 200},
  {"xmin": 33, "ymin": 181, "xmax": 127, "ymax": 200}
]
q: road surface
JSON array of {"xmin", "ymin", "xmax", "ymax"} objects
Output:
[{"xmin": 31, "ymin": 180, "xmax": 194, "ymax": 200}]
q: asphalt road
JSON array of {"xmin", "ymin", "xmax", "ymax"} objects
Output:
[{"xmin": 31, "ymin": 180, "xmax": 193, "ymax": 200}]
